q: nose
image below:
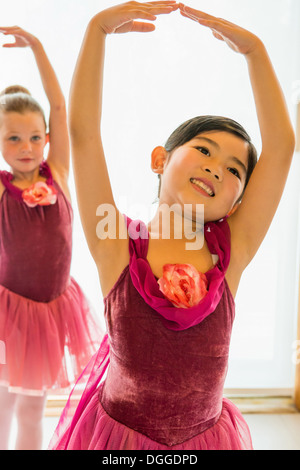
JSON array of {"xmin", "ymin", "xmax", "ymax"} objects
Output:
[
  {"xmin": 203, "ymin": 166, "xmax": 222, "ymax": 181},
  {"xmin": 21, "ymin": 141, "xmax": 32, "ymax": 153}
]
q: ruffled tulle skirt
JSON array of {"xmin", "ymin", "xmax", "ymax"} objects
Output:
[
  {"xmin": 49, "ymin": 336, "xmax": 253, "ymax": 450},
  {"xmin": 0, "ymin": 278, "xmax": 101, "ymax": 396},
  {"xmin": 52, "ymin": 395, "xmax": 252, "ymax": 450}
]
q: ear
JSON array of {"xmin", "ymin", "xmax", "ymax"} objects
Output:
[
  {"xmin": 151, "ymin": 146, "xmax": 168, "ymax": 174},
  {"xmin": 45, "ymin": 133, "xmax": 50, "ymax": 146}
]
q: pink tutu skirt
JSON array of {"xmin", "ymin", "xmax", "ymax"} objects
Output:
[
  {"xmin": 49, "ymin": 336, "xmax": 253, "ymax": 450},
  {"xmin": 0, "ymin": 278, "xmax": 100, "ymax": 396}
]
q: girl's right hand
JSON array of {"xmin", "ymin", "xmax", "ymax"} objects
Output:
[
  {"xmin": 0, "ymin": 26, "xmax": 39, "ymax": 49},
  {"xmin": 94, "ymin": 1, "xmax": 178, "ymax": 35}
]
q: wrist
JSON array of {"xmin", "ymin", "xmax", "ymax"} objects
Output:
[
  {"xmin": 244, "ymin": 38, "xmax": 267, "ymax": 62},
  {"xmin": 30, "ymin": 36, "xmax": 43, "ymax": 52},
  {"xmin": 89, "ymin": 14, "xmax": 108, "ymax": 37}
]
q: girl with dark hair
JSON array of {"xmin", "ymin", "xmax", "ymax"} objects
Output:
[
  {"xmin": 0, "ymin": 27, "xmax": 100, "ymax": 449},
  {"xmin": 50, "ymin": 2, "xmax": 295, "ymax": 450},
  {"xmin": 160, "ymin": 115, "xmax": 258, "ymax": 203}
]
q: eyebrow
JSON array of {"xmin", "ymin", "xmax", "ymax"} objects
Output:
[
  {"xmin": 6, "ymin": 130, "xmax": 43, "ymax": 134},
  {"xmin": 193, "ymin": 136, "xmax": 248, "ymax": 175},
  {"xmin": 194, "ymin": 136, "xmax": 221, "ymax": 149}
]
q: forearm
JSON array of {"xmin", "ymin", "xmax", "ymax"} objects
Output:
[
  {"xmin": 245, "ymin": 41, "xmax": 295, "ymax": 156},
  {"xmin": 68, "ymin": 2, "xmax": 177, "ymax": 140},
  {"xmin": 69, "ymin": 17, "xmax": 106, "ymax": 141},
  {"xmin": 30, "ymin": 38, "xmax": 65, "ymax": 108}
]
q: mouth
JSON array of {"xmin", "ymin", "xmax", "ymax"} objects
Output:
[{"xmin": 190, "ymin": 178, "xmax": 215, "ymax": 197}]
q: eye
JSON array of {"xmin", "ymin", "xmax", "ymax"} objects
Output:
[
  {"xmin": 195, "ymin": 146, "xmax": 210, "ymax": 156},
  {"xmin": 8, "ymin": 136, "xmax": 19, "ymax": 142},
  {"xmin": 31, "ymin": 135, "xmax": 42, "ymax": 142},
  {"xmin": 228, "ymin": 167, "xmax": 241, "ymax": 179}
]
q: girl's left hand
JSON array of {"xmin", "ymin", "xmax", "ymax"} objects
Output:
[
  {"xmin": 179, "ymin": 3, "xmax": 262, "ymax": 56},
  {"xmin": 0, "ymin": 26, "xmax": 38, "ymax": 48}
]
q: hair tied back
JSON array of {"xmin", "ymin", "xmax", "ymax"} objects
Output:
[{"xmin": 0, "ymin": 85, "xmax": 31, "ymax": 97}]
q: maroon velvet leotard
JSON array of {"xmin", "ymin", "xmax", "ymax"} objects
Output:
[
  {"xmin": 50, "ymin": 217, "xmax": 253, "ymax": 450},
  {"xmin": 0, "ymin": 161, "xmax": 72, "ymax": 302}
]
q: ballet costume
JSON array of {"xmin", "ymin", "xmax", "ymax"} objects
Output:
[
  {"xmin": 49, "ymin": 216, "xmax": 253, "ymax": 450},
  {"xmin": 0, "ymin": 161, "xmax": 100, "ymax": 396}
]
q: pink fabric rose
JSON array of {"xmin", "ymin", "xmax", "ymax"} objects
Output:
[
  {"xmin": 22, "ymin": 181, "xmax": 57, "ymax": 208},
  {"xmin": 157, "ymin": 264, "xmax": 208, "ymax": 309}
]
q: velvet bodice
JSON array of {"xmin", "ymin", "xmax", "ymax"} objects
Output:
[
  {"xmin": 0, "ymin": 162, "xmax": 73, "ymax": 302},
  {"xmin": 100, "ymin": 217, "xmax": 235, "ymax": 446}
]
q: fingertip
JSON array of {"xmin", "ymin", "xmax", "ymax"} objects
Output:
[{"xmin": 132, "ymin": 22, "xmax": 156, "ymax": 33}]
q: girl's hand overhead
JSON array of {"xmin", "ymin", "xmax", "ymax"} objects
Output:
[
  {"xmin": 179, "ymin": 2, "xmax": 295, "ymax": 292},
  {"xmin": 179, "ymin": 3, "xmax": 261, "ymax": 56},
  {"xmin": 95, "ymin": 1, "xmax": 178, "ymax": 35},
  {"xmin": 0, "ymin": 25, "xmax": 70, "ymax": 194},
  {"xmin": 0, "ymin": 26, "xmax": 39, "ymax": 49}
]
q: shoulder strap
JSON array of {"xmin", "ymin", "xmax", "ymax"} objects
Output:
[
  {"xmin": 0, "ymin": 170, "xmax": 22, "ymax": 200},
  {"xmin": 205, "ymin": 218, "xmax": 231, "ymax": 272},
  {"xmin": 39, "ymin": 161, "xmax": 54, "ymax": 185},
  {"xmin": 0, "ymin": 170, "xmax": 13, "ymax": 188},
  {"xmin": 125, "ymin": 216, "xmax": 149, "ymax": 259}
]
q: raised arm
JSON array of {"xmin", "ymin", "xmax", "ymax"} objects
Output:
[
  {"xmin": 179, "ymin": 5, "xmax": 295, "ymax": 270},
  {"xmin": 68, "ymin": 2, "xmax": 178, "ymax": 290},
  {"xmin": 0, "ymin": 26, "xmax": 69, "ymax": 179}
]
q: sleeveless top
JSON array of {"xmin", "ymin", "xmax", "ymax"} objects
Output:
[
  {"xmin": 99, "ymin": 216, "xmax": 235, "ymax": 446},
  {"xmin": 0, "ymin": 161, "xmax": 73, "ymax": 302}
]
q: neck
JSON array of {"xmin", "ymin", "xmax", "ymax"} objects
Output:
[
  {"xmin": 148, "ymin": 203, "xmax": 204, "ymax": 241},
  {"xmin": 11, "ymin": 166, "xmax": 40, "ymax": 184}
]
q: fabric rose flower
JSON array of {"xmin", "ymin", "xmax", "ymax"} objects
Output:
[
  {"xmin": 157, "ymin": 264, "xmax": 208, "ymax": 309},
  {"xmin": 22, "ymin": 181, "xmax": 57, "ymax": 208}
]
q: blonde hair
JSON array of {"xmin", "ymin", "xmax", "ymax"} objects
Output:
[{"xmin": 0, "ymin": 85, "xmax": 47, "ymax": 129}]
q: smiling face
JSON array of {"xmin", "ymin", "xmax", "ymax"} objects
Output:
[
  {"xmin": 0, "ymin": 111, "xmax": 48, "ymax": 176},
  {"xmin": 152, "ymin": 131, "xmax": 250, "ymax": 223}
]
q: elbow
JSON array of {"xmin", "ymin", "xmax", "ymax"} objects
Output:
[
  {"xmin": 68, "ymin": 112, "xmax": 100, "ymax": 144},
  {"xmin": 274, "ymin": 127, "xmax": 296, "ymax": 160},
  {"xmin": 68, "ymin": 121, "xmax": 90, "ymax": 144},
  {"xmin": 68, "ymin": 113, "xmax": 84, "ymax": 142},
  {"xmin": 68, "ymin": 121, "xmax": 80, "ymax": 141},
  {"xmin": 52, "ymin": 97, "xmax": 67, "ymax": 113},
  {"xmin": 261, "ymin": 128, "xmax": 296, "ymax": 164},
  {"xmin": 68, "ymin": 102, "xmax": 84, "ymax": 140}
]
